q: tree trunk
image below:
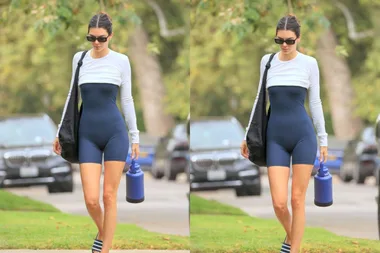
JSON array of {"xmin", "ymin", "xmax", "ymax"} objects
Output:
[
  {"xmin": 316, "ymin": 27, "xmax": 362, "ymax": 140},
  {"xmin": 128, "ymin": 25, "xmax": 174, "ymax": 137}
]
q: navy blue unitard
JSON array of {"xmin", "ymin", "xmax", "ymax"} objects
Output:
[
  {"xmin": 57, "ymin": 49, "xmax": 140, "ymax": 164},
  {"xmin": 266, "ymin": 86, "xmax": 317, "ymax": 167},
  {"xmin": 245, "ymin": 52, "xmax": 328, "ymax": 167},
  {"xmin": 78, "ymin": 83, "xmax": 129, "ymax": 163}
]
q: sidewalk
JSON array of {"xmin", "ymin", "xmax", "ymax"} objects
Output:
[{"xmin": 0, "ymin": 251, "xmax": 189, "ymax": 253}]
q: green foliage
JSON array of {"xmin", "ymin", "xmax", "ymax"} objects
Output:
[
  {"xmin": 190, "ymin": 0, "xmax": 330, "ymax": 129},
  {"xmin": 1, "ymin": 0, "xmax": 188, "ymax": 129},
  {"xmin": 191, "ymin": 0, "xmax": 380, "ymax": 133}
]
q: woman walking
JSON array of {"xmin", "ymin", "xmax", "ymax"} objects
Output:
[
  {"xmin": 53, "ymin": 12, "xmax": 140, "ymax": 253},
  {"xmin": 241, "ymin": 15, "xmax": 328, "ymax": 253}
]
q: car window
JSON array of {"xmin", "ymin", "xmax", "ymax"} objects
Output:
[
  {"xmin": 173, "ymin": 124, "xmax": 186, "ymax": 139},
  {"xmin": 0, "ymin": 117, "xmax": 56, "ymax": 147},
  {"xmin": 190, "ymin": 120, "xmax": 244, "ymax": 150},
  {"xmin": 361, "ymin": 127, "xmax": 375, "ymax": 143}
]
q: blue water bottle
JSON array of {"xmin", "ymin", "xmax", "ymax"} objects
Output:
[
  {"xmin": 314, "ymin": 161, "xmax": 333, "ymax": 207},
  {"xmin": 126, "ymin": 159, "xmax": 145, "ymax": 203}
]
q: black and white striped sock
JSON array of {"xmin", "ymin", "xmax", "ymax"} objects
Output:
[
  {"xmin": 280, "ymin": 242, "xmax": 291, "ymax": 253},
  {"xmin": 92, "ymin": 238, "xmax": 103, "ymax": 253}
]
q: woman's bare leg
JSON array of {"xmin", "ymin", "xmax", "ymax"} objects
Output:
[
  {"xmin": 80, "ymin": 163, "xmax": 104, "ymax": 240},
  {"xmin": 289, "ymin": 164, "xmax": 313, "ymax": 253},
  {"xmin": 100, "ymin": 161, "xmax": 125, "ymax": 253},
  {"xmin": 267, "ymin": 166, "xmax": 292, "ymax": 244}
]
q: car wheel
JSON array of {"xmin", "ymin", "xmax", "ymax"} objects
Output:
[
  {"xmin": 47, "ymin": 175, "xmax": 74, "ymax": 194},
  {"xmin": 164, "ymin": 161, "xmax": 177, "ymax": 181},
  {"xmin": 151, "ymin": 160, "xmax": 164, "ymax": 179},
  {"xmin": 354, "ymin": 165, "xmax": 366, "ymax": 184},
  {"xmin": 235, "ymin": 183, "xmax": 261, "ymax": 197},
  {"xmin": 235, "ymin": 187, "xmax": 247, "ymax": 197},
  {"xmin": 244, "ymin": 185, "xmax": 261, "ymax": 196},
  {"xmin": 339, "ymin": 163, "xmax": 353, "ymax": 183}
]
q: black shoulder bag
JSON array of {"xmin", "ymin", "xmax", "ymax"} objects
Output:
[
  {"xmin": 58, "ymin": 50, "xmax": 88, "ymax": 163},
  {"xmin": 246, "ymin": 53, "xmax": 276, "ymax": 166}
]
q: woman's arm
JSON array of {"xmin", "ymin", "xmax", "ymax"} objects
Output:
[
  {"xmin": 56, "ymin": 52, "xmax": 81, "ymax": 137},
  {"xmin": 120, "ymin": 55, "xmax": 140, "ymax": 144},
  {"xmin": 308, "ymin": 58, "xmax": 328, "ymax": 147}
]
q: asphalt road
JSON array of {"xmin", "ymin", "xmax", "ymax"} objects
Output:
[
  {"xmin": 195, "ymin": 174, "xmax": 379, "ymax": 240},
  {"xmin": 6, "ymin": 170, "xmax": 189, "ymax": 237}
]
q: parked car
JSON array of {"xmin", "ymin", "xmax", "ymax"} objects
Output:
[
  {"xmin": 125, "ymin": 133, "xmax": 158, "ymax": 172},
  {"xmin": 340, "ymin": 126, "xmax": 378, "ymax": 184},
  {"xmin": 312, "ymin": 136, "xmax": 346, "ymax": 176},
  {"xmin": 151, "ymin": 123, "xmax": 189, "ymax": 181},
  {"xmin": 0, "ymin": 113, "xmax": 74, "ymax": 193},
  {"xmin": 375, "ymin": 114, "xmax": 380, "ymax": 238},
  {"xmin": 189, "ymin": 116, "xmax": 261, "ymax": 197}
]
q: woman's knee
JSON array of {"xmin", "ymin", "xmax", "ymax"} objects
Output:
[
  {"xmin": 291, "ymin": 192, "xmax": 305, "ymax": 209},
  {"xmin": 273, "ymin": 199, "xmax": 288, "ymax": 214},
  {"xmin": 103, "ymin": 191, "xmax": 117, "ymax": 207},
  {"xmin": 85, "ymin": 196, "xmax": 100, "ymax": 209}
]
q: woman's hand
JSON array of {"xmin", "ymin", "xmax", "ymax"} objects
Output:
[
  {"xmin": 319, "ymin": 146, "xmax": 328, "ymax": 163},
  {"xmin": 131, "ymin": 143, "xmax": 140, "ymax": 160},
  {"xmin": 240, "ymin": 140, "xmax": 249, "ymax": 159},
  {"xmin": 53, "ymin": 137, "xmax": 61, "ymax": 155},
  {"xmin": 53, "ymin": 137, "xmax": 62, "ymax": 155}
]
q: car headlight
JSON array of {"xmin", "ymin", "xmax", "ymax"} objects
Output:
[
  {"xmin": 51, "ymin": 165, "xmax": 71, "ymax": 174},
  {"xmin": 238, "ymin": 169, "xmax": 258, "ymax": 177},
  {"xmin": 233, "ymin": 158, "xmax": 255, "ymax": 170}
]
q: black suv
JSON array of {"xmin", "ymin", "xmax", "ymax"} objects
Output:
[
  {"xmin": 0, "ymin": 113, "xmax": 74, "ymax": 193},
  {"xmin": 189, "ymin": 116, "xmax": 261, "ymax": 197}
]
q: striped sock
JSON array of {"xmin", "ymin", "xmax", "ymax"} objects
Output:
[
  {"xmin": 280, "ymin": 242, "xmax": 291, "ymax": 253},
  {"xmin": 92, "ymin": 238, "xmax": 103, "ymax": 252}
]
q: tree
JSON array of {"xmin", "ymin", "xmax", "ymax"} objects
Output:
[
  {"xmin": 191, "ymin": 0, "xmax": 380, "ymax": 140},
  {"xmin": 0, "ymin": 0, "xmax": 189, "ymax": 137}
]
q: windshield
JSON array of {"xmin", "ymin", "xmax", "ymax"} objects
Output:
[
  {"xmin": 0, "ymin": 117, "xmax": 56, "ymax": 147},
  {"xmin": 361, "ymin": 127, "xmax": 375, "ymax": 143},
  {"xmin": 190, "ymin": 120, "xmax": 245, "ymax": 150},
  {"xmin": 173, "ymin": 124, "xmax": 187, "ymax": 140}
]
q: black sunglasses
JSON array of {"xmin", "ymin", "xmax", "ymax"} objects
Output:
[
  {"xmin": 86, "ymin": 34, "xmax": 109, "ymax": 43},
  {"xmin": 274, "ymin": 37, "xmax": 297, "ymax": 45}
]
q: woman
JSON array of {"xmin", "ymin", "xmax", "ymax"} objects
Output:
[
  {"xmin": 53, "ymin": 12, "xmax": 140, "ymax": 253},
  {"xmin": 240, "ymin": 15, "xmax": 328, "ymax": 253}
]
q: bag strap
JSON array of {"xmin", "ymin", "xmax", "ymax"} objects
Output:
[
  {"xmin": 261, "ymin": 53, "xmax": 276, "ymax": 109},
  {"xmin": 73, "ymin": 50, "xmax": 88, "ymax": 104},
  {"xmin": 261, "ymin": 53, "xmax": 276, "ymax": 93},
  {"xmin": 74, "ymin": 50, "xmax": 88, "ymax": 88}
]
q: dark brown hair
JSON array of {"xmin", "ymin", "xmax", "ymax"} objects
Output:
[
  {"xmin": 276, "ymin": 14, "xmax": 301, "ymax": 38},
  {"xmin": 88, "ymin": 12, "xmax": 113, "ymax": 35}
]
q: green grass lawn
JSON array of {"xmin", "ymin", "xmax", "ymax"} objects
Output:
[
  {"xmin": 190, "ymin": 194, "xmax": 380, "ymax": 253},
  {"xmin": 0, "ymin": 190, "xmax": 189, "ymax": 250},
  {"xmin": 0, "ymin": 189, "xmax": 60, "ymax": 212}
]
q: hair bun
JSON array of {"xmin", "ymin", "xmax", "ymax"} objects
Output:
[
  {"xmin": 287, "ymin": 14, "xmax": 300, "ymax": 25},
  {"xmin": 99, "ymin": 11, "xmax": 112, "ymax": 22}
]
